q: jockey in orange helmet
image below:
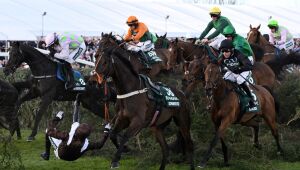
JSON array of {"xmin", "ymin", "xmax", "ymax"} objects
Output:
[{"xmin": 123, "ymin": 16, "xmax": 157, "ymax": 69}]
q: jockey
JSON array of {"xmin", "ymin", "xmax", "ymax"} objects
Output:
[
  {"xmin": 195, "ymin": 6, "xmax": 235, "ymax": 50},
  {"xmin": 222, "ymin": 26, "xmax": 254, "ymax": 64},
  {"xmin": 218, "ymin": 39, "xmax": 255, "ymax": 107},
  {"xmin": 40, "ymin": 111, "xmax": 111, "ymax": 161},
  {"xmin": 268, "ymin": 19, "xmax": 294, "ymax": 54},
  {"xmin": 123, "ymin": 16, "xmax": 157, "ymax": 69},
  {"xmin": 45, "ymin": 32, "xmax": 86, "ymax": 89}
]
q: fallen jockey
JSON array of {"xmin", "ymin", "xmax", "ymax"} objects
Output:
[{"xmin": 40, "ymin": 111, "xmax": 111, "ymax": 161}]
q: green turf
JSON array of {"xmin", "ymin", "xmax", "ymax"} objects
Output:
[{"xmin": 1, "ymin": 130, "xmax": 299, "ymax": 170}]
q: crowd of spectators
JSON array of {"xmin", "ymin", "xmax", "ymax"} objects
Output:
[{"xmin": 0, "ymin": 37, "xmax": 300, "ymax": 68}]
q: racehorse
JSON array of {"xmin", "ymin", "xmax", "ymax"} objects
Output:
[
  {"xmin": 155, "ymin": 33, "xmax": 170, "ymax": 49},
  {"xmin": 198, "ymin": 63, "xmax": 283, "ymax": 168},
  {"xmin": 182, "ymin": 55, "xmax": 277, "ymax": 97},
  {"xmin": 99, "ymin": 33, "xmax": 172, "ymax": 78},
  {"xmin": 94, "ymin": 44, "xmax": 194, "ymax": 170},
  {"xmin": 3, "ymin": 42, "xmax": 116, "ymax": 141},
  {"xmin": 0, "ymin": 79, "xmax": 21, "ymax": 139},
  {"xmin": 247, "ymin": 24, "xmax": 277, "ymax": 63},
  {"xmin": 168, "ymin": 38, "xmax": 207, "ymax": 70}
]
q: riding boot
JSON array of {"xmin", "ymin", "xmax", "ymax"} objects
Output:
[
  {"xmin": 138, "ymin": 50, "xmax": 152, "ymax": 70},
  {"xmin": 65, "ymin": 63, "xmax": 75, "ymax": 90},
  {"xmin": 240, "ymin": 82, "xmax": 255, "ymax": 107}
]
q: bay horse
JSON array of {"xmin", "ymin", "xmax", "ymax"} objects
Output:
[
  {"xmin": 183, "ymin": 55, "xmax": 277, "ymax": 97},
  {"xmin": 198, "ymin": 63, "xmax": 283, "ymax": 168},
  {"xmin": 155, "ymin": 33, "xmax": 170, "ymax": 49},
  {"xmin": 0, "ymin": 79, "xmax": 21, "ymax": 139},
  {"xmin": 99, "ymin": 33, "xmax": 171, "ymax": 79},
  {"xmin": 247, "ymin": 24, "xmax": 277, "ymax": 63},
  {"xmin": 3, "ymin": 42, "xmax": 116, "ymax": 141},
  {"xmin": 94, "ymin": 45, "xmax": 194, "ymax": 170}
]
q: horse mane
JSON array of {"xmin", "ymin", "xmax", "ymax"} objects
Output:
[
  {"xmin": 19, "ymin": 43, "xmax": 53, "ymax": 62},
  {"xmin": 256, "ymin": 30, "xmax": 270, "ymax": 45},
  {"xmin": 111, "ymin": 47, "xmax": 139, "ymax": 77},
  {"xmin": 250, "ymin": 43, "xmax": 265, "ymax": 61}
]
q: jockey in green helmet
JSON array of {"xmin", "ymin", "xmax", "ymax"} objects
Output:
[
  {"xmin": 223, "ymin": 26, "xmax": 254, "ymax": 64},
  {"xmin": 267, "ymin": 19, "xmax": 294, "ymax": 53}
]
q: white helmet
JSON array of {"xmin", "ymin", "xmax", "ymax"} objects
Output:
[{"xmin": 45, "ymin": 33, "xmax": 58, "ymax": 47}]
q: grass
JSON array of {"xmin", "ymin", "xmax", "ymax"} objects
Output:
[{"xmin": 1, "ymin": 129, "xmax": 299, "ymax": 170}]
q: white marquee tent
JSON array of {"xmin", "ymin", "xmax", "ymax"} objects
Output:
[{"xmin": 0, "ymin": 0, "xmax": 299, "ymax": 41}]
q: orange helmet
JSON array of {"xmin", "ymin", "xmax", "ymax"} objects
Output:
[{"xmin": 126, "ymin": 16, "xmax": 138, "ymax": 24}]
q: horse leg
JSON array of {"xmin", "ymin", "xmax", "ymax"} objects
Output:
[
  {"xmin": 151, "ymin": 126, "xmax": 169, "ymax": 170},
  {"xmin": 220, "ymin": 137, "xmax": 229, "ymax": 166},
  {"xmin": 16, "ymin": 118, "xmax": 21, "ymax": 140},
  {"xmin": 178, "ymin": 125, "xmax": 195, "ymax": 170},
  {"xmin": 109, "ymin": 115, "xmax": 131, "ymax": 152},
  {"xmin": 252, "ymin": 124, "xmax": 262, "ymax": 149},
  {"xmin": 263, "ymin": 114, "xmax": 283, "ymax": 155},
  {"xmin": 199, "ymin": 115, "xmax": 231, "ymax": 168},
  {"xmin": 111, "ymin": 118, "xmax": 142, "ymax": 169},
  {"xmin": 27, "ymin": 93, "xmax": 54, "ymax": 141},
  {"xmin": 244, "ymin": 118, "xmax": 262, "ymax": 149}
]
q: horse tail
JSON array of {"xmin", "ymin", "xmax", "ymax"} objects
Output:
[{"xmin": 262, "ymin": 85, "xmax": 280, "ymax": 114}]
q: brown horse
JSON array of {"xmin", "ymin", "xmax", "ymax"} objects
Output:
[
  {"xmin": 247, "ymin": 24, "xmax": 277, "ymax": 63},
  {"xmin": 98, "ymin": 33, "xmax": 172, "ymax": 79},
  {"xmin": 182, "ymin": 54, "xmax": 277, "ymax": 98},
  {"xmin": 198, "ymin": 63, "xmax": 283, "ymax": 168},
  {"xmin": 94, "ymin": 45, "xmax": 194, "ymax": 170},
  {"xmin": 155, "ymin": 33, "xmax": 170, "ymax": 49}
]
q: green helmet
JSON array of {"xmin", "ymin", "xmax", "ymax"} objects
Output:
[
  {"xmin": 223, "ymin": 26, "xmax": 235, "ymax": 36},
  {"xmin": 268, "ymin": 19, "xmax": 278, "ymax": 27}
]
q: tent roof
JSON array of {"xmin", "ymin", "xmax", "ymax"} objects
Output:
[{"xmin": 0, "ymin": 0, "xmax": 299, "ymax": 40}]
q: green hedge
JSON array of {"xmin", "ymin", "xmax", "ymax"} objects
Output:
[{"xmin": 1, "ymin": 68, "xmax": 300, "ymax": 168}]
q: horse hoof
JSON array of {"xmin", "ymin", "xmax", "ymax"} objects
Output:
[
  {"xmin": 197, "ymin": 162, "xmax": 206, "ymax": 168},
  {"xmin": 40, "ymin": 152, "xmax": 50, "ymax": 160},
  {"xmin": 253, "ymin": 143, "xmax": 262, "ymax": 150},
  {"xmin": 110, "ymin": 161, "xmax": 119, "ymax": 169},
  {"xmin": 223, "ymin": 162, "xmax": 230, "ymax": 167},
  {"xmin": 27, "ymin": 136, "xmax": 35, "ymax": 142},
  {"xmin": 277, "ymin": 151, "xmax": 284, "ymax": 156},
  {"xmin": 122, "ymin": 146, "xmax": 131, "ymax": 153}
]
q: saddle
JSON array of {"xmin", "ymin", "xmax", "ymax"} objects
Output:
[
  {"xmin": 56, "ymin": 64, "xmax": 86, "ymax": 91},
  {"xmin": 233, "ymin": 83, "xmax": 260, "ymax": 123},
  {"xmin": 139, "ymin": 74, "xmax": 180, "ymax": 108}
]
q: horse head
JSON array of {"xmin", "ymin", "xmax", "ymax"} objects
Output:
[
  {"xmin": 183, "ymin": 55, "xmax": 206, "ymax": 82},
  {"xmin": 247, "ymin": 24, "xmax": 262, "ymax": 44},
  {"xmin": 204, "ymin": 63, "xmax": 222, "ymax": 97},
  {"xmin": 168, "ymin": 38, "xmax": 184, "ymax": 70},
  {"xmin": 4, "ymin": 42, "xmax": 25, "ymax": 76},
  {"xmin": 155, "ymin": 33, "xmax": 169, "ymax": 49},
  {"xmin": 99, "ymin": 32, "xmax": 120, "ymax": 52},
  {"xmin": 94, "ymin": 46, "xmax": 115, "ymax": 80}
]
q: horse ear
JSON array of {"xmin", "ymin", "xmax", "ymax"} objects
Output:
[
  {"xmin": 192, "ymin": 38, "xmax": 196, "ymax": 44},
  {"xmin": 109, "ymin": 32, "xmax": 112, "ymax": 37},
  {"xmin": 175, "ymin": 38, "xmax": 178, "ymax": 43},
  {"xmin": 11, "ymin": 41, "xmax": 20, "ymax": 47},
  {"xmin": 155, "ymin": 33, "xmax": 159, "ymax": 38},
  {"xmin": 163, "ymin": 33, "xmax": 167, "ymax": 38},
  {"xmin": 257, "ymin": 24, "xmax": 261, "ymax": 30},
  {"xmin": 250, "ymin": 24, "xmax": 252, "ymax": 29},
  {"xmin": 101, "ymin": 32, "xmax": 104, "ymax": 37}
]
